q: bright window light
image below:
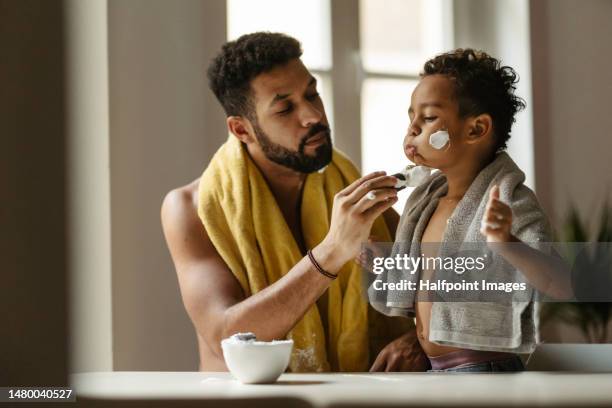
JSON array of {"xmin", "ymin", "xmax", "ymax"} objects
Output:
[
  {"xmin": 361, "ymin": 79, "xmax": 418, "ymax": 212},
  {"xmin": 227, "ymin": 0, "xmax": 332, "ymax": 71}
]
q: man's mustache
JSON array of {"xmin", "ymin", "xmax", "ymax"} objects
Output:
[{"xmin": 300, "ymin": 123, "xmax": 331, "ymax": 146}]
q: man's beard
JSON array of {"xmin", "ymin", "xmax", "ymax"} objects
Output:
[{"xmin": 253, "ymin": 122, "xmax": 333, "ymax": 173}]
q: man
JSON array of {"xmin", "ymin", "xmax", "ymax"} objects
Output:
[{"xmin": 161, "ymin": 32, "xmax": 427, "ymax": 372}]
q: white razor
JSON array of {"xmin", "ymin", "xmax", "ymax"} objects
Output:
[{"xmin": 392, "ymin": 165, "xmax": 433, "ymax": 190}]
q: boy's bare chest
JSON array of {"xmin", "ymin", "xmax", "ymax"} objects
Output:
[{"xmin": 421, "ymin": 200, "xmax": 458, "ymax": 244}]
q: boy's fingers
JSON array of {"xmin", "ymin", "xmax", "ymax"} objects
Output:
[
  {"xmin": 494, "ymin": 205, "xmax": 512, "ymax": 219},
  {"xmin": 490, "ymin": 185, "xmax": 500, "ymax": 200},
  {"xmin": 486, "ymin": 208, "xmax": 511, "ymax": 222},
  {"xmin": 481, "ymin": 220, "xmax": 501, "ymax": 230},
  {"xmin": 481, "ymin": 226, "xmax": 495, "ymax": 236},
  {"xmin": 488, "ymin": 199, "xmax": 507, "ymax": 209},
  {"xmin": 486, "ymin": 201, "xmax": 511, "ymax": 219},
  {"xmin": 486, "ymin": 213, "xmax": 504, "ymax": 223},
  {"xmin": 481, "ymin": 223, "xmax": 509, "ymax": 237}
]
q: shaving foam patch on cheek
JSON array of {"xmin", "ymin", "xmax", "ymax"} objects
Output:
[{"xmin": 429, "ymin": 130, "xmax": 450, "ymax": 150}]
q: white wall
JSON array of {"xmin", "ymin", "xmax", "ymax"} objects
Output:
[
  {"xmin": 534, "ymin": 0, "xmax": 612, "ymax": 230},
  {"xmin": 107, "ymin": 0, "xmax": 227, "ymax": 370},
  {"xmin": 65, "ymin": 0, "xmax": 113, "ymax": 373}
]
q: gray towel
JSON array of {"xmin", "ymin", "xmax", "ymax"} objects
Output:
[{"xmin": 368, "ymin": 152, "xmax": 552, "ymax": 353}]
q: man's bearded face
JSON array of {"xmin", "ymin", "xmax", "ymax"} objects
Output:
[{"xmin": 253, "ymin": 120, "xmax": 332, "ymax": 173}]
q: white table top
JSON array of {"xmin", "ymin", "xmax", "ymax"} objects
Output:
[{"xmin": 72, "ymin": 371, "xmax": 612, "ymax": 407}]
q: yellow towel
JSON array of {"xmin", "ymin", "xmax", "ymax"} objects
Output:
[{"xmin": 198, "ymin": 136, "xmax": 403, "ymax": 372}]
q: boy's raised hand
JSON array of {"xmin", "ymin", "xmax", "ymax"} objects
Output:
[{"xmin": 480, "ymin": 185, "xmax": 514, "ymax": 244}]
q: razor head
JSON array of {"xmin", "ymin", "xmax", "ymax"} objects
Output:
[
  {"xmin": 391, "ymin": 165, "xmax": 432, "ymax": 190},
  {"xmin": 392, "ymin": 171, "xmax": 408, "ymax": 191}
]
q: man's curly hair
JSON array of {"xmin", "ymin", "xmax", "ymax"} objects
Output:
[
  {"xmin": 422, "ymin": 49, "xmax": 525, "ymax": 152},
  {"xmin": 207, "ymin": 32, "xmax": 303, "ymax": 119}
]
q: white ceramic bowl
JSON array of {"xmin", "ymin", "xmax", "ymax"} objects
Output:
[{"xmin": 221, "ymin": 337, "xmax": 293, "ymax": 384}]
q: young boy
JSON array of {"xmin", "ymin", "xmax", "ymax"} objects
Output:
[{"xmin": 368, "ymin": 49, "xmax": 572, "ymax": 372}]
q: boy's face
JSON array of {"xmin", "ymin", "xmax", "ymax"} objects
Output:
[
  {"xmin": 247, "ymin": 58, "xmax": 332, "ymax": 173},
  {"xmin": 404, "ymin": 74, "xmax": 481, "ymax": 169}
]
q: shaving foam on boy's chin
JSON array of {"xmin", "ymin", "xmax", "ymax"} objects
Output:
[{"xmin": 429, "ymin": 129, "xmax": 450, "ymax": 150}]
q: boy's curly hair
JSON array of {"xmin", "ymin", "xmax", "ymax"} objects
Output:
[
  {"xmin": 207, "ymin": 32, "xmax": 302, "ymax": 119},
  {"xmin": 422, "ymin": 49, "xmax": 525, "ymax": 152}
]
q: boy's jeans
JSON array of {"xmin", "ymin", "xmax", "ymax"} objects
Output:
[{"xmin": 427, "ymin": 356, "xmax": 525, "ymax": 372}]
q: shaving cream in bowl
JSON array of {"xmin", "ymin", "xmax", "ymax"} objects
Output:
[{"xmin": 221, "ymin": 333, "xmax": 293, "ymax": 384}]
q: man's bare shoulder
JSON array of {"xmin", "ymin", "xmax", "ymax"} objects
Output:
[
  {"xmin": 161, "ymin": 178, "xmax": 211, "ymax": 254},
  {"xmin": 161, "ymin": 177, "xmax": 231, "ymax": 271},
  {"xmin": 162, "ymin": 178, "xmax": 200, "ymax": 217}
]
